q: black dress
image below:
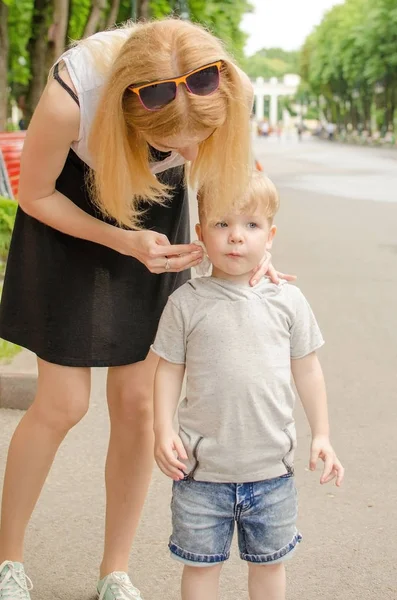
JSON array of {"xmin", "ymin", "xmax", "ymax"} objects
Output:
[{"xmin": 0, "ymin": 148, "xmax": 190, "ymax": 367}]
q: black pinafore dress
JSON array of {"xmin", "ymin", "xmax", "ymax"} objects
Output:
[{"xmin": 0, "ymin": 68, "xmax": 190, "ymax": 367}]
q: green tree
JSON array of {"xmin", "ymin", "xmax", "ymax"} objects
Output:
[
  {"xmin": 1, "ymin": 0, "xmax": 253, "ymax": 129},
  {"xmin": 0, "ymin": 1, "xmax": 10, "ymax": 130},
  {"xmin": 150, "ymin": 0, "xmax": 253, "ymax": 62},
  {"xmin": 242, "ymin": 48, "xmax": 300, "ymax": 79},
  {"xmin": 300, "ymin": 0, "xmax": 397, "ymax": 134},
  {"xmin": 189, "ymin": 0, "xmax": 252, "ymax": 63}
]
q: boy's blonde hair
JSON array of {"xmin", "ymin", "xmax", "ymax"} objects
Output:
[
  {"xmin": 199, "ymin": 171, "xmax": 279, "ymax": 223},
  {"xmin": 75, "ymin": 19, "xmax": 252, "ymax": 228}
]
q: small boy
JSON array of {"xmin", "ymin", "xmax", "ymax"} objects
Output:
[{"xmin": 151, "ymin": 172, "xmax": 344, "ymax": 600}]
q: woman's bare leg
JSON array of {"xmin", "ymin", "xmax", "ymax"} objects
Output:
[
  {"xmin": 0, "ymin": 358, "xmax": 91, "ymax": 562},
  {"xmin": 100, "ymin": 351, "xmax": 158, "ymax": 578}
]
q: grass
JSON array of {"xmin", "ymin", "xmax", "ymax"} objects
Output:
[
  {"xmin": 0, "ymin": 198, "xmax": 21, "ymax": 363},
  {"xmin": 0, "ymin": 337, "xmax": 21, "ymax": 363},
  {"xmin": 0, "ymin": 283, "xmax": 21, "ymax": 363}
]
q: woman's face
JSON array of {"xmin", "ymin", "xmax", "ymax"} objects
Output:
[{"xmin": 146, "ymin": 128, "xmax": 214, "ymax": 162}]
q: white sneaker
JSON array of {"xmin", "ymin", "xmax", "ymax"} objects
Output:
[
  {"xmin": 0, "ymin": 561, "xmax": 33, "ymax": 600},
  {"xmin": 97, "ymin": 572, "xmax": 142, "ymax": 599}
]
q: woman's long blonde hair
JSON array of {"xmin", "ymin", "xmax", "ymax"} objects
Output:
[{"xmin": 85, "ymin": 18, "xmax": 253, "ymax": 228}]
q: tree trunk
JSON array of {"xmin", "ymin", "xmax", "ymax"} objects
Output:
[
  {"xmin": 343, "ymin": 99, "xmax": 349, "ymax": 129},
  {"xmin": 106, "ymin": 0, "xmax": 121, "ymax": 28},
  {"xmin": 64, "ymin": 0, "xmax": 72, "ymax": 46},
  {"xmin": 47, "ymin": 0, "xmax": 70, "ymax": 66},
  {"xmin": 136, "ymin": 0, "xmax": 150, "ymax": 19},
  {"xmin": 383, "ymin": 83, "xmax": 390, "ymax": 133},
  {"xmin": 350, "ymin": 102, "xmax": 354, "ymax": 129},
  {"xmin": 385, "ymin": 79, "xmax": 396, "ymax": 133},
  {"xmin": 390, "ymin": 82, "xmax": 396, "ymax": 133},
  {"xmin": 0, "ymin": 1, "xmax": 9, "ymax": 131},
  {"xmin": 84, "ymin": 0, "xmax": 108, "ymax": 38},
  {"xmin": 363, "ymin": 96, "xmax": 372, "ymax": 134},
  {"xmin": 333, "ymin": 101, "xmax": 341, "ymax": 128},
  {"xmin": 173, "ymin": 0, "xmax": 189, "ymax": 18},
  {"xmin": 25, "ymin": 0, "xmax": 52, "ymax": 126}
]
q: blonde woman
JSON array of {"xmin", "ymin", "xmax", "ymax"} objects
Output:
[{"xmin": 0, "ymin": 18, "xmax": 290, "ymax": 600}]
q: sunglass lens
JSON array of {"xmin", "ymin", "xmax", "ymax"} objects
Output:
[
  {"xmin": 139, "ymin": 81, "xmax": 177, "ymax": 110},
  {"xmin": 186, "ymin": 65, "xmax": 220, "ymax": 96}
]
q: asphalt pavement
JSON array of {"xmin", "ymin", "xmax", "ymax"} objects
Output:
[{"xmin": 1, "ymin": 136, "xmax": 396, "ymax": 599}]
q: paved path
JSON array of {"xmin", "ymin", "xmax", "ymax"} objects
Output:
[{"xmin": 1, "ymin": 138, "xmax": 397, "ymax": 599}]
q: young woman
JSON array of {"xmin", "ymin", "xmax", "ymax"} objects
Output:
[{"xmin": 0, "ymin": 18, "xmax": 286, "ymax": 600}]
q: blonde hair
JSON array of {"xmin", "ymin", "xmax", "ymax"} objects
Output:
[
  {"xmin": 79, "ymin": 19, "xmax": 252, "ymax": 228},
  {"xmin": 199, "ymin": 171, "xmax": 279, "ymax": 223}
]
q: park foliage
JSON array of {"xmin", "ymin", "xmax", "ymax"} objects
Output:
[
  {"xmin": 0, "ymin": 0, "xmax": 252, "ymax": 129},
  {"xmin": 299, "ymin": 0, "xmax": 397, "ymax": 134}
]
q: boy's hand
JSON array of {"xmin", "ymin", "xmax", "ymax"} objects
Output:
[
  {"xmin": 310, "ymin": 435, "xmax": 345, "ymax": 486},
  {"xmin": 154, "ymin": 430, "xmax": 188, "ymax": 481}
]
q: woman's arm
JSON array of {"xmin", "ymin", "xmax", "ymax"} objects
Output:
[
  {"xmin": 250, "ymin": 251, "xmax": 297, "ymax": 286},
  {"xmin": 18, "ymin": 77, "xmax": 124, "ymax": 250},
  {"xmin": 18, "ymin": 78, "xmax": 203, "ymax": 272}
]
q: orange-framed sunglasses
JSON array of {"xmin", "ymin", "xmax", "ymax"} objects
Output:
[{"xmin": 128, "ymin": 61, "xmax": 223, "ymax": 111}]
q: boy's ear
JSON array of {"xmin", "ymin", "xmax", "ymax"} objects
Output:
[
  {"xmin": 195, "ymin": 223, "xmax": 203, "ymax": 241},
  {"xmin": 265, "ymin": 225, "xmax": 277, "ymax": 251}
]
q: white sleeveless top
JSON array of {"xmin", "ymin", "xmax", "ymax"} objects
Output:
[{"xmin": 57, "ymin": 29, "xmax": 185, "ymax": 174}]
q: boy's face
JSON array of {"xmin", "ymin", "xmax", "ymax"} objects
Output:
[{"xmin": 196, "ymin": 210, "xmax": 277, "ymax": 282}]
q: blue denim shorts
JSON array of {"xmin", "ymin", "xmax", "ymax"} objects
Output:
[{"xmin": 169, "ymin": 474, "xmax": 302, "ymax": 566}]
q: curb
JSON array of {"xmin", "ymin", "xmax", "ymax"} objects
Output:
[
  {"xmin": 0, "ymin": 372, "xmax": 37, "ymax": 410},
  {"xmin": 0, "ymin": 349, "xmax": 37, "ymax": 410}
]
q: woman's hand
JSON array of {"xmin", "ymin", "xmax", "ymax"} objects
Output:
[
  {"xmin": 116, "ymin": 229, "xmax": 203, "ymax": 274},
  {"xmin": 249, "ymin": 251, "xmax": 297, "ymax": 286}
]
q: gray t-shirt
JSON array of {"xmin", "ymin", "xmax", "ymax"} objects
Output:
[{"xmin": 151, "ymin": 277, "xmax": 324, "ymax": 483}]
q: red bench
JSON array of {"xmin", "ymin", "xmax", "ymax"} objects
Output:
[{"xmin": 0, "ymin": 132, "xmax": 26, "ymax": 198}]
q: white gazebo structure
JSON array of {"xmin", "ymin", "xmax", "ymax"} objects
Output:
[{"xmin": 253, "ymin": 74, "xmax": 301, "ymax": 126}]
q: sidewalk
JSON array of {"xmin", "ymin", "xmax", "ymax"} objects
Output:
[{"xmin": 0, "ymin": 350, "xmax": 37, "ymax": 410}]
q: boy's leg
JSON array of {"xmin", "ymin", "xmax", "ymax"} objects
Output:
[
  {"xmin": 237, "ymin": 477, "xmax": 300, "ymax": 600},
  {"xmin": 170, "ymin": 479, "xmax": 234, "ymax": 600},
  {"xmin": 248, "ymin": 563, "xmax": 286, "ymax": 600},
  {"xmin": 181, "ymin": 564, "xmax": 222, "ymax": 600}
]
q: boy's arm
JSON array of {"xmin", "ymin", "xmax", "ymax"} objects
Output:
[
  {"xmin": 153, "ymin": 357, "xmax": 188, "ymax": 481},
  {"xmin": 291, "ymin": 352, "xmax": 329, "ymax": 438},
  {"xmin": 291, "ymin": 352, "xmax": 344, "ymax": 486}
]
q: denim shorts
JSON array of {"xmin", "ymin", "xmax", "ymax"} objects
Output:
[{"xmin": 169, "ymin": 474, "xmax": 302, "ymax": 566}]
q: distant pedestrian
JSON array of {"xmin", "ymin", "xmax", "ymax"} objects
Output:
[
  {"xmin": 260, "ymin": 120, "xmax": 270, "ymax": 137},
  {"xmin": 327, "ymin": 122, "xmax": 336, "ymax": 140}
]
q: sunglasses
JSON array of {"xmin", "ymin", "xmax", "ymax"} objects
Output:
[{"xmin": 128, "ymin": 61, "xmax": 222, "ymax": 111}]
